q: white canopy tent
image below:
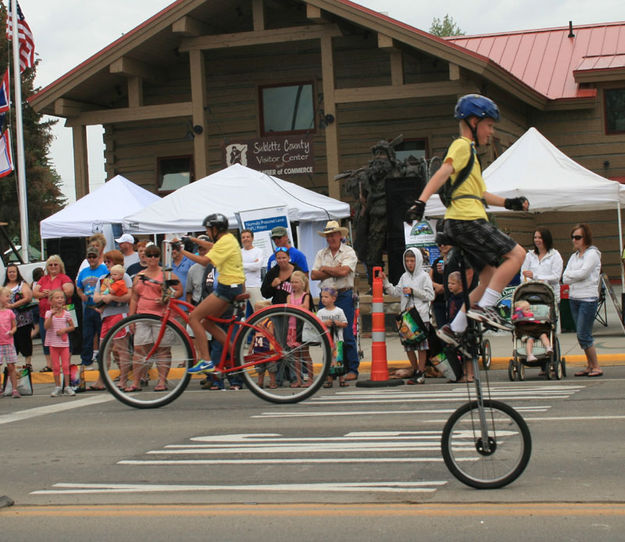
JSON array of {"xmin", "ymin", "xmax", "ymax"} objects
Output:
[
  {"xmin": 123, "ymin": 164, "xmax": 350, "ymax": 234},
  {"xmin": 40, "ymin": 175, "xmax": 161, "ymax": 239},
  {"xmin": 123, "ymin": 164, "xmax": 351, "ymax": 282},
  {"xmin": 425, "ymin": 127, "xmax": 625, "ymax": 216}
]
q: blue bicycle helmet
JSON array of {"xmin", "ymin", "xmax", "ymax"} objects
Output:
[{"xmin": 454, "ymin": 94, "xmax": 500, "ymax": 121}]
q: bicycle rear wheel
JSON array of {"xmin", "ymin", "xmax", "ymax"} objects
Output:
[
  {"xmin": 441, "ymin": 399, "xmax": 532, "ymax": 489},
  {"xmin": 98, "ymin": 314, "xmax": 193, "ymax": 408},
  {"xmin": 233, "ymin": 305, "xmax": 332, "ymax": 403}
]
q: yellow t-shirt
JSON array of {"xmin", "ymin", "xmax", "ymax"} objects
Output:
[
  {"xmin": 443, "ymin": 137, "xmax": 488, "ymax": 221},
  {"xmin": 207, "ymin": 233, "xmax": 245, "ymax": 285}
]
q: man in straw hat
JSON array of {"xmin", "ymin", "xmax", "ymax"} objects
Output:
[{"xmin": 311, "ymin": 220, "xmax": 360, "ymax": 380}]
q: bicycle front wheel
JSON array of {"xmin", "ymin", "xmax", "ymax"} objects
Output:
[
  {"xmin": 441, "ymin": 399, "xmax": 532, "ymax": 489},
  {"xmin": 233, "ymin": 305, "xmax": 332, "ymax": 403},
  {"xmin": 98, "ymin": 314, "xmax": 193, "ymax": 409}
]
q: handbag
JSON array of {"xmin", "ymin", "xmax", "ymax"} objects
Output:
[
  {"xmin": 65, "ymin": 304, "xmax": 79, "ymax": 328},
  {"xmin": 395, "ymin": 306, "xmax": 428, "ymax": 345},
  {"xmin": 2, "ymin": 366, "xmax": 33, "ymax": 396}
]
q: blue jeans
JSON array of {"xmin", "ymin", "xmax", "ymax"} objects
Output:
[
  {"xmin": 81, "ymin": 306, "xmax": 102, "ymax": 365},
  {"xmin": 569, "ymin": 298, "xmax": 597, "ymax": 350},
  {"xmin": 321, "ymin": 290, "xmax": 359, "ymax": 375}
]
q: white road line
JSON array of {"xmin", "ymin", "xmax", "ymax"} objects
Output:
[
  {"xmin": 148, "ymin": 444, "xmax": 445, "ymax": 453},
  {"xmin": 254, "ymin": 406, "xmax": 549, "ymax": 418},
  {"xmin": 118, "ymin": 457, "xmax": 445, "ymax": 465},
  {"xmin": 524, "ymin": 415, "xmax": 625, "ymax": 421},
  {"xmin": 32, "ymin": 481, "xmax": 447, "ymax": 495},
  {"xmin": 0, "ymin": 394, "xmax": 114, "ymax": 425}
]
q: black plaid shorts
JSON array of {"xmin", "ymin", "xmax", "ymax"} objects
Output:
[{"xmin": 444, "ymin": 218, "xmax": 517, "ymax": 270}]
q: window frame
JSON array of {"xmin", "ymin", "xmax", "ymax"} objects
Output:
[
  {"xmin": 156, "ymin": 155, "xmax": 194, "ymax": 195},
  {"xmin": 258, "ymin": 81, "xmax": 316, "ymax": 137},
  {"xmin": 604, "ymin": 87, "xmax": 625, "ymax": 135},
  {"xmin": 393, "ymin": 138, "xmax": 429, "ymax": 161}
]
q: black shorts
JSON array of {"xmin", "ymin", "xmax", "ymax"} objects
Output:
[{"xmin": 444, "ymin": 219, "xmax": 517, "ymax": 270}]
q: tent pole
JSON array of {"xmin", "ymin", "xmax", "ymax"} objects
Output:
[{"xmin": 618, "ymin": 204, "xmax": 624, "ymax": 288}]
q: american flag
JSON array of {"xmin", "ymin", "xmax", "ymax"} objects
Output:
[{"xmin": 6, "ymin": 1, "xmax": 35, "ymax": 73}]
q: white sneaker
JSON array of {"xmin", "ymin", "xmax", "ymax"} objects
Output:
[
  {"xmin": 51, "ymin": 386, "xmax": 62, "ymax": 397},
  {"xmin": 526, "ymin": 354, "xmax": 537, "ymax": 362},
  {"xmin": 64, "ymin": 386, "xmax": 76, "ymax": 396}
]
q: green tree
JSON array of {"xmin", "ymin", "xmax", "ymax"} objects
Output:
[
  {"xmin": 1, "ymin": 1, "xmax": 65, "ymax": 253},
  {"xmin": 429, "ymin": 14, "xmax": 465, "ymax": 37}
]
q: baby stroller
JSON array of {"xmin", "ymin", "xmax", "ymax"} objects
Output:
[{"xmin": 508, "ymin": 280, "xmax": 566, "ymax": 381}]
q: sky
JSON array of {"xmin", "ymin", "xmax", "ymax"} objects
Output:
[{"xmin": 18, "ymin": 0, "xmax": 625, "ymax": 202}]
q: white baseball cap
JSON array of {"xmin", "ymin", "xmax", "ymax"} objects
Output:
[{"xmin": 115, "ymin": 233, "xmax": 135, "ymax": 244}]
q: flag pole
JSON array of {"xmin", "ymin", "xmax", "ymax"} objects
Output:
[{"xmin": 10, "ymin": 0, "xmax": 29, "ymax": 263}]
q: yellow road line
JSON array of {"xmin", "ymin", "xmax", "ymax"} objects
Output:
[{"xmin": 5, "ymin": 502, "xmax": 625, "ymax": 517}]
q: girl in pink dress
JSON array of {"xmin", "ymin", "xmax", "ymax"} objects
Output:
[
  {"xmin": 286, "ymin": 271, "xmax": 314, "ymax": 388},
  {"xmin": 0, "ymin": 287, "xmax": 20, "ymax": 397},
  {"xmin": 44, "ymin": 289, "xmax": 76, "ymax": 397}
]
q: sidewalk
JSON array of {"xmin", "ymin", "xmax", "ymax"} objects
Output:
[
  {"xmin": 361, "ymin": 299, "xmax": 625, "ymax": 373},
  {"xmin": 24, "ymin": 298, "xmax": 624, "ymax": 384}
]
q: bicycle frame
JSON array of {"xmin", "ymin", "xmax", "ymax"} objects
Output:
[{"xmin": 143, "ymin": 297, "xmax": 328, "ymax": 376}]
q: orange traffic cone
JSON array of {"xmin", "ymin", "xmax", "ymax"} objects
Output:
[{"xmin": 357, "ymin": 266, "xmax": 403, "ymax": 388}]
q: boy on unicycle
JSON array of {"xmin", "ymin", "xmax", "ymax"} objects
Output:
[{"xmin": 407, "ymin": 94, "xmax": 529, "ymax": 345}]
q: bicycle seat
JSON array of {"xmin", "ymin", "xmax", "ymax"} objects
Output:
[
  {"xmin": 235, "ymin": 293, "xmax": 250, "ymax": 301},
  {"xmin": 164, "ymin": 279, "xmax": 180, "ymax": 287}
]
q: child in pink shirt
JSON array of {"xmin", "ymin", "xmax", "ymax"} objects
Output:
[
  {"xmin": 44, "ymin": 289, "xmax": 76, "ymax": 397},
  {"xmin": 0, "ymin": 286, "xmax": 20, "ymax": 398}
]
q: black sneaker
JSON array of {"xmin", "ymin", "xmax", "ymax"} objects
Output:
[
  {"xmin": 467, "ymin": 305, "xmax": 512, "ymax": 331},
  {"xmin": 436, "ymin": 325, "xmax": 461, "ymax": 347},
  {"xmin": 407, "ymin": 370, "xmax": 425, "ymax": 385}
]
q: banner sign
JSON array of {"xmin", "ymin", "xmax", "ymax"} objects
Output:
[
  {"xmin": 236, "ymin": 206, "xmax": 291, "ymax": 267},
  {"xmin": 404, "ymin": 219, "xmax": 439, "ymax": 266},
  {"xmin": 224, "ymin": 135, "xmax": 314, "ymax": 176}
]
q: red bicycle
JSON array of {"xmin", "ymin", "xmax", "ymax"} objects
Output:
[{"xmin": 97, "ymin": 276, "xmax": 333, "ymax": 408}]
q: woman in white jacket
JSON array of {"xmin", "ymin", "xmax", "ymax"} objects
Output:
[
  {"xmin": 521, "ymin": 227, "xmax": 563, "ymax": 303},
  {"xmin": 562, "ymin": 223, "xmax": 602, "ymax": 377},
  {"xmin": 382, "ymin": 247, "xmax": 434, "ymax": 384}
]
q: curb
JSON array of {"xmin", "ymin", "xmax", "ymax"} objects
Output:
[{"xmin": 29, "ymin": 355, "xmax": 625, "ymax": 384}]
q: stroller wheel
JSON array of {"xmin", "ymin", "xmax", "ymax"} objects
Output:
[
  {"xmin": 507, "ymin": 359, "xmax": 517, "ymax": 381},
  {"xmin": 517, "ymin": 361, "xmax": 525, "ymax": 381},
  {"xmin": 480, "ymin": 339, "xmax": 491, "ymax": 370},
  {"xmin": 551, "ymin": 359, "xmax": 563, "ymax": 380}
]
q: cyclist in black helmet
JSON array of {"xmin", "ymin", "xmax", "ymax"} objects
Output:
[
  {"xmin": 406, "ymin": 94, "xmax": 529, "ymax": 345},
  {"xmin": 185, "ymin": 213, "xmax": 245, "ymax": 374}
]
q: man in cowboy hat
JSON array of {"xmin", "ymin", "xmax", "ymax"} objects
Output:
[
  {"xmin": 265, "ymin": 225, "xmax": 309, "ymax": 272},
  {"xmin": 311, "ymin": 220, "xmax": 360, "ymax": 380}
]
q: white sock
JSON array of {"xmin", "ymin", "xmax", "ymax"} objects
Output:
[
  {"xmin": 478, "ymin": 288, "xmax": 501, "ymax": 309},
  {"xmin": 450, "ymin": 311, "xmax": 468, "ymax": 333}
]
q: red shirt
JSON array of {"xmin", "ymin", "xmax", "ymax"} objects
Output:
[{"xmin": 38, "ymin": 274, "xmax": 73, "ymax": 317}]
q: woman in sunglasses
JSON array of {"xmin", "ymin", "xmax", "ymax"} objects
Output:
[
  {"xmin": 562, "ymin": 223, "xmax": 603, "ymax": 377},
  {"xmin": 260, "ymin": 247, "xmax": 303, "ymax": 304}
]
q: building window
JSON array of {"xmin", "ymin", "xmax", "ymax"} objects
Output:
[
  {"xmin": 157, "ymin": 156, "xmax": 193, "ymax": 193},
  {"xmin": 605, "ymin": 88, "xmax": 625, "ymax": 134},
  {"xmin": 394, "ymin": 139, "xmax": 427, "ymax": 161},
  {"xmin": 260, "ymin": 82, "xmax": 315, "ymax": 135}
]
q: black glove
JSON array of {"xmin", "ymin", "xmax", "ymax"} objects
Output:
[
  {"xmin": 504, "ymin": 197, "xmax": 528, "ymax": 211},
  {"xmin": 405, "ymin": 200, "xmax": 426, "ymax": 222}
]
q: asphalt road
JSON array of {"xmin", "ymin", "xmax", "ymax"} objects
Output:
[{"xmin": 2, "ymin": 367, "xmax": 625, "ymax": 540}]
